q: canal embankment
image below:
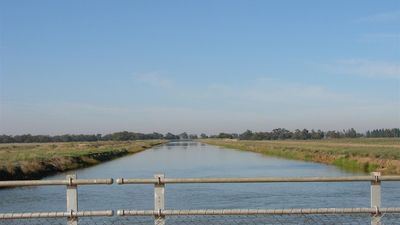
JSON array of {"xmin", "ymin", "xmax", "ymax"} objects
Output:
[
  {"xmin": 0, "ymin": 140, "xmax": 167, "ymax": 180},
  {"xmin": 200, "ymin": 138, "xmax": 400, "ymax": 174}
]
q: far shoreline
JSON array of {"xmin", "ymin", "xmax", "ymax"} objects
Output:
[{"xmin": 200, "ymin": 138, "xmax": 400, "ymax": 175}]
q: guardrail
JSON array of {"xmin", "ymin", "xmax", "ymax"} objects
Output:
[
  {"xmin": 1, "ymin": 172, "xmax": 400, "ymax": 225},
  {"xmin": 0, "ymin": 211, "xmax": 113, "ymax": 219},
  {"xmin": 0, "ymin": 175, "xmax": 114, "ymax": 225},
  {"xmin": 116, "ymin": 172, "xmax": 400, "ymax": 225}
]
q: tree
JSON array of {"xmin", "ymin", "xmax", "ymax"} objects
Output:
[
  {"xmin": 301, "ymin": 129, "xmax": 311, "ymax": 140},
  {"xmin": 271, "ymin": 128, "xmax": 292, "ymax": 140},
  {"xmin": 165, "ymin": 133, "xmax": 179, "ymax": 140},
  {"xmin": 189, "ymin": 134, "xmax": 198, "ymax": 139},
  {"xmin": 292, "ymin": 129, "xmax": 302, "ymax": 140},
  {"xmin": 326, "ymin": 130, "xmax": 341, "ymax": 139},
  {"xmin": 179, "ymin": 132, "xmax": 189, "ymax": 140},
  {"xmin": 239, "ymin": 130, "xmax": 254, "ymax": 140},
  {"xmin": 217, "ymin": 133, "xmax": 234, "ymax": 139},
  {"xmin": 310, "ymin": 130, "xmax": 324, "ymax": 139},
  {"xmin": 200, "ymin": 133, "xmax": 208, "ymax": 139},
  {"xmin": 344, "ymin": 128, "xmax": 357, "ymax": 138}
]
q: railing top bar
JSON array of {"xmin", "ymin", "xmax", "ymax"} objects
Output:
[
  {"xmin": 0, "ymin": 210, "xmax": 114, "ymax": 219},
  {"xmin": 2, "ymin": 175, "xmax": 399, "ymax": 187},
  {"xmin": 381, "ymin": 175, "xmax": 400, "ymax": 181},
  {"xmin": 116, "ymin": 175, "xmax": 400, "ymax": 184},
  {"xmin": 0, "ymin": 178, "xmax": 113, "ymax": 187},
  {"xmin": 118, "ymin": 207, "xmax": 400, "ymax": 216}
]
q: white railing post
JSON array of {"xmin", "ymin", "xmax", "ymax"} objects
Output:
[
  {"xmin": 154, "ymin": 174, "xmax": 165, "ymax": 225},
  {"xmin": 66, "ymin": 174, "xmax": 78, "ymax": 225},
  {"xmin": 371, "ymin": 172, "xmax": 381, "ymax": 225}
]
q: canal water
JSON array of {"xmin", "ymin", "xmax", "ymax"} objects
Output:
[{"xmin": 1, "ymin": 141, "xmax": 399, "ymax": 213}]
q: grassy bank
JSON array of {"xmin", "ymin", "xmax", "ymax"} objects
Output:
[
  {"xmin": 200, "ymin": 138, "xmax": 400, "ymax": 174},
  {"xmin": 0, "ymin": 140, "xmax": 167, "ymax": 180}
]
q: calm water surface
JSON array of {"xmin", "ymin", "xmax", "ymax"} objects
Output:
[{"xmin": 1, "ymin": 141, "xmax": 399, "ymax": 212}]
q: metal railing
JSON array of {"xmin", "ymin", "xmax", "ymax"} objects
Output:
[
  {"xmin": 116, "ymin": 172, "xmax": 400, "ymax": 225},
  {"xmin": 1, "ymin": 172, "xmax": 400, "ymax": 224},
  {"xmin": 0, "ymin": 175, "xmax": 114, "ymax": 225}
]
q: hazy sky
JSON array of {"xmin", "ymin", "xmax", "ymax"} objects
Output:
[{"xmin": 1, "ymin": 0, "xmax": 399, "ymax": 135}]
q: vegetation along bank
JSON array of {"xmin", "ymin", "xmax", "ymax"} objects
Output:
[
  {"xmin": 0, "ymin": 140, "xmax": 167, "ymax": 181},
  {"xmin": 200, "ymin": 138, "xmax": 400, "ymax": 174}
]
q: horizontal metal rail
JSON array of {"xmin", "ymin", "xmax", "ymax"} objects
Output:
[
  {"xmin": 2, "ymin": 176, "xmax": 399, "ymax": 187},
  {"xmin": 0, "ymin": 178, "xmax": 113, "ymax": 187},
  {"xmin": 116, "ymin": 175, "xmax": 400, "ymax": 184},
  {"xmin": 117, "ymin": 208, "xmax": 400, "ymax": 216},
  {"xmin": 0, "ymin": 210, "xmax": 113, "ymax": 219}
]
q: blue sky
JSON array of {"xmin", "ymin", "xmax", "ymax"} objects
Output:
[{"xmin": 0, "ymin": 0, "xmax": 399, "ymax": 135}]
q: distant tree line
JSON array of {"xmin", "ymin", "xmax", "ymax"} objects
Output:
[
  {"xmin": 210, "ymin": 128, "xmax": 400, "ymax": 140},
  {"xmin": 366, "ymin": 128, "xmax": 400, "ymax": 138},
  {"xmin": 0, "ymin": 131, "xmax": 198, "ymax": 143},
  {"xmin": 0, "ymin": 128, "xmax": 398, "ymax": 143}
]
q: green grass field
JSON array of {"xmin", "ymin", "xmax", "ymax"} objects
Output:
[
  {"xmin": 200, "ymin": 138, "xmax": 400, "ymax": 174},
  {"xmin": 0, "ymin": 140, "xmax": 167, "ymax": 180}
]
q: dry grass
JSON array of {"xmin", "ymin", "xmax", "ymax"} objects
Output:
[
  {"xmin": 200, "ymin": 138, "xmax": 400, "ymax": 174},
  {"xmin": 0, "ymin": 140, "xmax": 167, "ymax": 180}
]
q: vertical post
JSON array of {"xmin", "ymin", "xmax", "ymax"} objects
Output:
[
  {"xmin": 154, "ymin": 174, "xmax": 165, "ymax": 225},
  {"xmin": 371, "ymin": 172, "xmax": 381, "ymax": 225},
  {"xmin": 66, "ymin": 174, "xmax": 78, "ymax": 225}
]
